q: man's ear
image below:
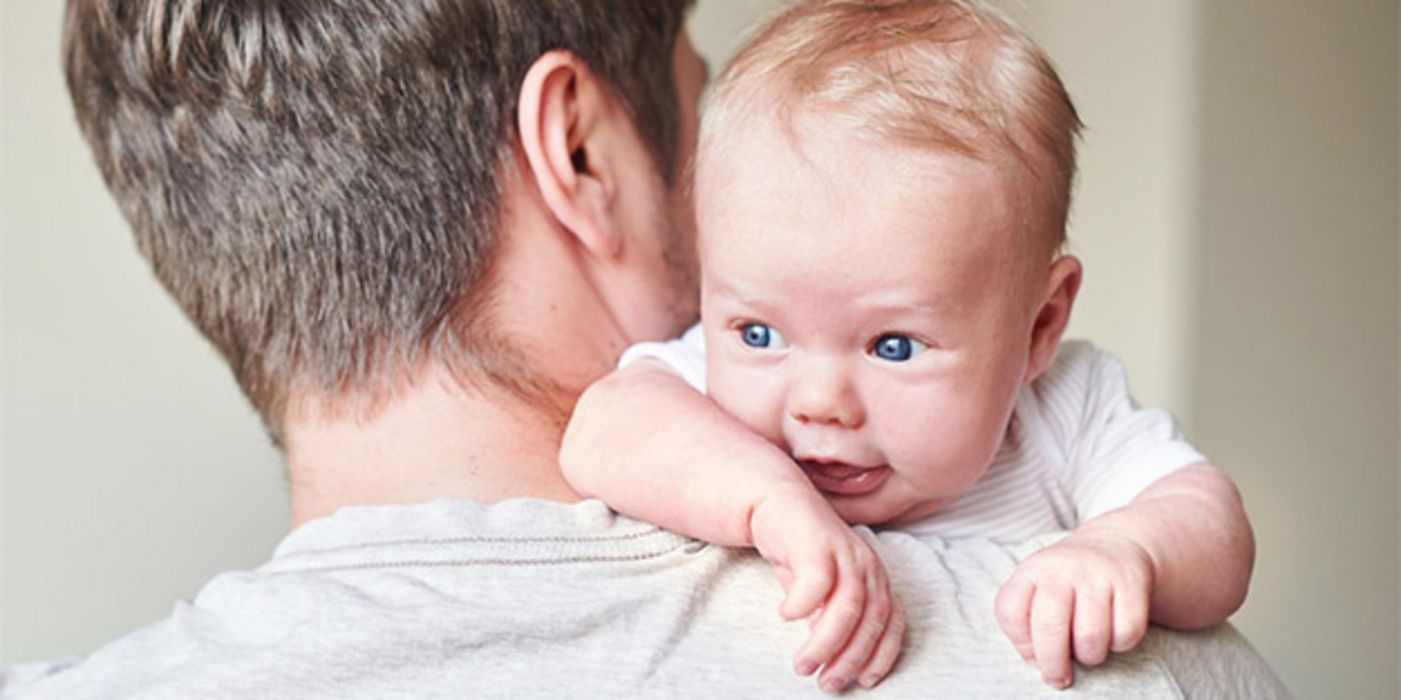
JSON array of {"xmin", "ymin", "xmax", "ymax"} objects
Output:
[
  {"xmin": 516, "ymin": 50, "xmax": 623, "ymax": 258},
  {"xmin": 1024, "ymin": 255, "xmax": 1083, "ymax": 382}
]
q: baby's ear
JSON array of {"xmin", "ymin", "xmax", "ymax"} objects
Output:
[{"xmin": 1024, "ymin": 256, "xmax": 1082, "ymax": 382}]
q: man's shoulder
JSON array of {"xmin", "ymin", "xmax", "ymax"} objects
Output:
[
  {"xmin": 869, "ymin": 530, "xmax": 1287, "ymax": 698},
  {"xmin": 4, "ymin": 501, "xmax": 1286, "ymax": 699}
]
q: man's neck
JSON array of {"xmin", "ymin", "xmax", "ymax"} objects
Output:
[
  {"xmin": 282, "ymin": 363, "xmax": 581, "ymax": 528},
  {"xmin": 277, "ymin": 175, "xmax": 687, "ymax": 529}
]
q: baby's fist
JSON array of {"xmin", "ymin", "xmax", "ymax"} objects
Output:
[{"xmin": 994, "ymin": 532, "xmax": 1155, "ymax": 689}]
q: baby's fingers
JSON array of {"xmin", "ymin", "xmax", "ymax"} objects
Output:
[
  {"xmin": 857, "ymin": 596, "xmax": 905, "ymax": 689},
  {"xmin": 779, "ymin": 555, "xmax": 835, "ymax": 621},
  {"xmin": 1031, "ymin": 583, "xmax": 1075, "ymax": 689},
  {"xmin": 816, "ymin": 571, "xmax": 892, "ymax": 693},
  {"xmin": 994, "ymin": 574, "xmax": 1035, "ymax": 661},
  {"xmin": 1110, "ymin": 581, "xmax": 1150, "ymax": 653},
  {"xmin": 1072, "ymin": 584, "xmax": 1112, "ymax": 666},
  {"xmin": 792, "ymin": 573, "xmax": 866, "ymax": 682}
]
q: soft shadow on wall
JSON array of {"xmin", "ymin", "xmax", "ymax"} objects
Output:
[
  {"xmin": 1189, "ymin": 2, "xmax": 1399, "ymax": 699},
  {"xmin": 994, "ymin": 1, "xmax": 1399, "ymax": 697}
]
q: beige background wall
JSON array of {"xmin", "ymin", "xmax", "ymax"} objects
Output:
[
  {"xmin": 1188, "ymin": 2, "xmax": 1399, "ymax": 697},
  {"xmin": 2, "ymin": 0, "xmax": 293, "ymax": 663},
  {"xmin": 1005, "ymin": 3, "xmax": 1399, "ymax": 697},
  {"xmin": 2, "ymin": 2, "xmax": 1397, "ymax": 698}
]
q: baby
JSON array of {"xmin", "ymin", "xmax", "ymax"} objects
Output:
[{"xmin": 562, "ymin": 0, "xmax": 1253, "ymax": 693}]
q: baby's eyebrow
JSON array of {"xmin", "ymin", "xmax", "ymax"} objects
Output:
[
  {"xmin": 702, "ymin": 275, "xmax": 755, "ymax": 299},
  {"xmin": 853, "ymin": 294, "xmax": 956, "ymax": 317},
  {"xmin": 711, "ymin": 292, "xmax": 775, "ymax": 313},
  {"xmin": 702, "ymin": 279, "xmax": 783, "ymax": 315}
]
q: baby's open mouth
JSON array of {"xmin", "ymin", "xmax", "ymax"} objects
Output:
[{"xmin": 797, "ymin": 459, "xmax": 891, "ymax": 496}]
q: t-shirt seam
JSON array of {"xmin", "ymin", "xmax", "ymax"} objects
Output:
[
  {"xmin": 265, "ymin": 545, "xmax": 698, "ymax": 576},
  {"xmin": 275, "ymin": 527, "xmax": 673, "ymax": 559}
]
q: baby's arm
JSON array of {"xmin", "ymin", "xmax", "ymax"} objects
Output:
[
  {"xmin": 562, "ymin": 358, "xmax": 812, "ymax": 546},
  {"xmin": 995, "ymin": 463, "xmax": 1253, "ymax": 688},
  {"xmin": 561, "ymin": 359, "xmax": 904, "ymax": 692},
  {"xmin": 1087, "ymin": 463, "xmax": 1253, "ymax": 627}
]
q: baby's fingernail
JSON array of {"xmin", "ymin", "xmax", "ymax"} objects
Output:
[
  {"xmin": 858, "ymin": 673, "xmax": 879, "ymax": 688},
  {"xmin": 796, "ymin": 660, "xmax": 818, "ymax": 676},
  {"xmin": 823, "ymin": 676, "xmax": 850, "ymax": 694},
  {"xmin": 1047, "ymin": 676, "xmax": 1070, "ymax": 691}
]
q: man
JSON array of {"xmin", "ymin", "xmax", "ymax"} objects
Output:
[{"xmin": 3, "ymin": 1, "xmax": 1285, "ymax": 697}]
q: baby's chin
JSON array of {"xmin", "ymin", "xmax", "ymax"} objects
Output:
[{"xmin": 827, "ymin": 487, "xmax": 957, "ymax": 528}]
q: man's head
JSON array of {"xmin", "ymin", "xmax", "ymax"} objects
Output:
[
  {"xmin": 63, "ymin": 0, "xmax": 695, "ymax": 440},
  {"xmin": 694, "ymin": 0, "xmax": 1084, "ymax": 525}
]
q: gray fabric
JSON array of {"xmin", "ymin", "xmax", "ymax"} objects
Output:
[{"xmin": 1, "ymin": 498, "xmax": 1288, "ymax": 699}]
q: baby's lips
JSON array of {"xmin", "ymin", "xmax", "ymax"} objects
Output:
[
  {"xmin": 797, "ymin": 459, "xmax": 892, "ymax": 496},
  {"xmin": 798, "ymin": 460, "xmax": 870, "ymax": 480},
  {"xmin": 792, "ymin": 451, "xmax": 884, "ymax": 471}
]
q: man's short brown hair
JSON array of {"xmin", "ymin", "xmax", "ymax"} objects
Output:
[{"xmin": 63, "ymin": 0, "xmax": 691, "ymax": 438}]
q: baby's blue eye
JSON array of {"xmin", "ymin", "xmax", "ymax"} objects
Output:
[
  {"xmin": 872, "ymin": 334, "xmax": 926, "ymax": 362},
  {"xmin": 739, "ymin": 323, "xmax": 786, "ymax": 349}
]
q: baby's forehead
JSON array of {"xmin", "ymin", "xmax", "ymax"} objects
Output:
[
  {"xmin": 698, "ymin": 108, "xmax": 1024, "ymax": 216},
  {"xmin": 700, "ymin": 103, "xmax": 1017, "ymax": 185},
  {"xmin": 696, "ymin": 106, "xmax": 1057, "ymax": 265},
  {"xmin": 701, "ymin": 130, "xmax": 1040, "ymax": 283}
]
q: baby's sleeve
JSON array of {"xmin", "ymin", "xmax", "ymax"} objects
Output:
[
  {"xmin": 616, "ymin": 323, "xmax": 708, "ymax": 392},
  {"xmin": 1029, "ymin": 341, "xmax": 1207, "ymax": 523}
]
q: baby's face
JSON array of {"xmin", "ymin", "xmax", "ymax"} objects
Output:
[{"xmin": 697, "ymin": 112, "xmax": 1047, "ymax": 525}]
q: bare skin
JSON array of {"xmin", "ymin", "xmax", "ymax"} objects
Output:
[{"xmin": 284, "ymin": 33, "xmax": 708, "ymax": 530}]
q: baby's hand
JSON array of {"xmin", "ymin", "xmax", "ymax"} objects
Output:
[
  {"xmin": 994, "ymin": 530, "xmax": 1155, "ymax": 689},
  {"xmin": 749, "ymin": 485, "xmax": 905, "ymax": 694}
]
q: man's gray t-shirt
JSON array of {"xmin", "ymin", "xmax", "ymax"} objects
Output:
[{"xmin": 1, "ymin": 498, "xmax": 1287, "ymax": 698}]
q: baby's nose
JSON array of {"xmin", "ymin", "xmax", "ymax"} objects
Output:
[{"xmin": 787, "ymin": 363, "xmax": 865, "ymax": 429}]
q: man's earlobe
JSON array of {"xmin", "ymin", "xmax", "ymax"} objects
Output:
[
  {"xmin": 1025, "ymin": 255, "xmax": 1083, "ymax": 382},
  {"xmin": 516, "ymin": 50, "xmax": 623, "ymax": 258}
]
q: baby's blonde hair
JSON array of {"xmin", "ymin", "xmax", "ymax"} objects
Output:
[{"xmin": 700, "ymin": 0, "xmax": 1082, "ymax": 251}]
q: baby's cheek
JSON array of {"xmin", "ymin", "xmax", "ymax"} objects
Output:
[
  {"xmin": 708, "ymin": 368, "xmax": 786, "ymax": 443},
  {"xmin": 870, "ymin": 392, "xmax": 946, "ymax": 453},
  {"xmin": 872, "ymin": 396, "xmax": 980, "ymax": 491}
]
